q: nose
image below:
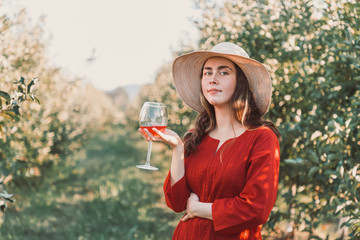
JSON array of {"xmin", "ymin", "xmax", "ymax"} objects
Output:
[{"xmin": 210, "ymin": 75, "xmax": 217, "ymax": 84}]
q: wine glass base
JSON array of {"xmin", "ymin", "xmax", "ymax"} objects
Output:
[{"xmin": 136, "ymin": 164, "xmax": 158, "ymax": 171}]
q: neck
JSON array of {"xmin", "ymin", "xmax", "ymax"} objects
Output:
[{"xmin": 213, "ymin": 105, "xmax": 243, "ymax": 134}]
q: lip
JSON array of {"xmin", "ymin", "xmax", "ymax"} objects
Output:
[{"xmin": 207, "ymin": 88, "xmax": 222, "ymax": 94}]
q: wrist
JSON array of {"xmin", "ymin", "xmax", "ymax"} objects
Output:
[
  {"xmin": 194, "ymin": 202, "xmax": 213, "ymax": 220},
  {"xmin": 193, "ymin": 202, "xmax": 203, "ymax": 217},
  {"xmin": 173, "ymin": 142, "xmax": 184, "ymax": 154}
]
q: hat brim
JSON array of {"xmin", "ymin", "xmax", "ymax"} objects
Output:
[{"xmin": 172, "ymin": 50, "xmax": 272, "ymax": 115}]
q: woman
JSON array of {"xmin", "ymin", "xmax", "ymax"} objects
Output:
[{"xmin": 139, "ymin": 42, "xmax": 280, "ymax": 239}]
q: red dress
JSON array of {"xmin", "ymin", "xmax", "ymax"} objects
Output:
[{"xmin": 163, "ymin": 126, "xmax": 280, "ymax": 239}]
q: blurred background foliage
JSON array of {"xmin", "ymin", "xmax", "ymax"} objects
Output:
[
  {"xmin": 0, "ymin": 8, "xmax": 123, "ymax": 176},
  {"xmin": 1, "ymin": 0, "xmax": 359, "ymax": 239}
]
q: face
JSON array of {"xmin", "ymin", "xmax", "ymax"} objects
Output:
[{"xmin": 201, "ymin": 57, "xmax": 237, "ymax": 109}]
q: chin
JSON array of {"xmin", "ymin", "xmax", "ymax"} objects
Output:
[
  {"xmin": 208, "ymin": 102, "xmax": 231, "ymax": 109},
  {"xmin": 206, "ymin": 98, "xmax": 229, "ymax": 106}
]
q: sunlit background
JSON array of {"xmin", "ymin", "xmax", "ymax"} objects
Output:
[
  {"xmin": 4, "ymin": 0, "xmax": 200, "ymax": 90},
  {"xmin": 0, "ymin": 0, "xmax": 359, "ymax": 239}
]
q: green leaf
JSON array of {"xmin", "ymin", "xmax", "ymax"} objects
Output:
[
  {"xmin": 0, "ymin": 203, "xmax": 6, "ymax": 212},
  {"xmin": 17, "ymin": 84, "xmax": 26, "ymax": 94},
  {"xmin": 34, "ymin": 96, "xmax": 41, "ymax": 104},
  {"xmin": 327, "ymin": 120, "xmax": 336, "ymax": 130},
  {"xmin": 341, "ymin": 54, "xmax": 359, "ymax": 62},
  {"xmin": 324, "ymin": 169, "xmax": 338, "ymax": 177},
  {"xmin": 308, "ymin": 151, "xmax": 319, "ymax": 164},
  {"xmin": 324, "ymin": 144, "xmax": 343, "ymax": 153},
  {"xmin": 29, "ymin": 94, "xmax": 41, "ymax": 104},
  {"xmin": 27, "ymin": 77, "xmax": 38, "ymax": 94},
  {"xmin": 284, "ymin": 158, "xmax": 304, "ymax": 166},
  {"xmin": 19, "ymin": 76, "xmax": 25, "ymax": 84},
  {"xmin": 284, "ymin": 159, "xmax": 298, "ymax": 166},
  {"xmin": 308, "ymin": 166, "xmax": 320, "ymax": 177},
  {"xmin": 12, "ymin": 105, "xmax": 20, "ymax": 116},
  {"xmin": 0, "ymin": 110, "xmax": 16, "ymax": 120},
  {"xmin": 327, "ymin": 153, "xmax": 339, "ymax": 161},
  {"xmin": 0, "ymin": 191, "xmax": 14, "ymax": 199},
  {"xmin": 0, "ymin": 91, "xmax": 11, "ymax": 102}
]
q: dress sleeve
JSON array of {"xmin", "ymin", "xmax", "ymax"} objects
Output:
[
  {"xmin": 212, "ymin": 130, "xmax": 280, "ymax": 235},
  {"xmin": 163, "ymin": 171, "xmax": 192, "ymax": 213}
]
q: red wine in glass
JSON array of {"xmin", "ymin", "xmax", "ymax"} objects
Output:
[
  {"xmin": 139, "ymin": 126, "xmax": 166, "ymax": 138},
  {"xmin": 136, "ymin": 102, "xmax": 167, "ymax": 170}
]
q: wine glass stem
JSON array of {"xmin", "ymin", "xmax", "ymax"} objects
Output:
[{"xmin": 145, "ymin": 140, "xmax": 153, "ymax": 166}]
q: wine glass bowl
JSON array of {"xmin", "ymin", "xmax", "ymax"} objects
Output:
[{"xmin": 136, "ymin": 102, "xmax": 167, "ymax": 170}]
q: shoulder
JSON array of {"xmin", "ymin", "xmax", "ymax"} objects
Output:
[
  {"xmin": 246, "ymin": 126, "xmax": 280, "ymax": 160},
  {"xmin": 247, "ymin": 126, "xmax": 278, "ymax": 143}
]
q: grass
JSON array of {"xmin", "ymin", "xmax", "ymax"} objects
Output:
[
  {"xmin": 0, "ymin": 126, "xmax": 179, "ymax": 240},
  {"xmin": 0, "ymin": 125, "xmax": 350, "ymax": 239}
]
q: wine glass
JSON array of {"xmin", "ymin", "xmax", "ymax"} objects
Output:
[{"xmin": 136, "ymin": 102, "xmax": 168, "ymax": 170}]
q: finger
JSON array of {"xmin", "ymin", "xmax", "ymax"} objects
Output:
[
  {"xmin": 152, "ymin": 128, "xmax": 171, "ymax": 143},
  {"xmin": 181, "ymin": 214, "xmax": 189, "ymax": 222},
  {"xmin": 152, "ymin": 128, "xmax": 167, "ymax": 139},
  {"xmin": 138, "ymin": 128, "xmax": 150, "ymax": 141},
  {"xmin": 152, "ymin": 128, "xmax": 176, "ymax": 144},
  {"xmin": 143, "ymin": 129, "xmax": 157, "ymax": 141}
]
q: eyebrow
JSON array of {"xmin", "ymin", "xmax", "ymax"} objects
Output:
[{"xmin": 203, "ymin": 65, "xmax": 234, "ymax": 72}]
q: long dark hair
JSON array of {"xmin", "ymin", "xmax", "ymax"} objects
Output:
[{"xmin": 183, "ymin": 59, "xmax": 280, "ymax": 157}]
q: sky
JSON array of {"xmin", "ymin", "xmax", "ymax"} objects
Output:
[{"xmin": 6, "ymin": 0, "xmax": 200, "ymax": 91}]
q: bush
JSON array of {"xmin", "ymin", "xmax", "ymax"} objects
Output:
[
  {"xmin": 132, "ymin": 0, "xmax": 360, "ymax": 237},
  {"xmin": 0, "ymin": 5, "xmax": 121, "ymax": 219}
]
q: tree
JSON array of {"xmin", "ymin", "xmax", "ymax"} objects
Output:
[
  {"xmin": 193, "ymin": 0, "xmax": 360, "ymax": 237},
  {"xmin": 0, "ymin": 4, "xmax": 121, "ymax": 224},
  {"xmin": 0, "ymin": 77, "xmax": 39, "ymax": 213},
  {"xmin": 132, "ymin": 0, "xmax": 360, "ymax": 238}
]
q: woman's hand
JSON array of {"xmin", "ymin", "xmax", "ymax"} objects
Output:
[
  {"xmin": 139, "ymin": 127, "xmax": 185, "ymax": 185},
  {"xmin": 182, "ymin": 193, "xmax": 200, "ymax": 221},
  {"xmin": 138, "ymin": 127, "xmax": 183, "ymax": 149},
  {"xmin": 182, "ymin": 193, "xmax": 213, "ymax": 222}
]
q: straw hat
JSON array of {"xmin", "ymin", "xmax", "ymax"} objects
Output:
[{"xmin": 172, "ymin": 42, "xmax": 272, "ymax": 116}]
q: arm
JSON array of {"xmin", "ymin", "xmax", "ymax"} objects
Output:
[
  {"xmin": 169, "ymin": 141, "xmax": 185, "ymax": 186},
  {"xmin": 183, "ymin": 130, "xmax": 280, "ymax": 229},
  {"xmin": 139, "ymin": 127, "xmax": 185, "ymax": 184},
  {"xmin": 182, "ymin": 130, "xmax": 280, "ymax": 233},
  {"xmin": 139, "ymin": 127, "xmax": 191, "ymax": 212},
  {"xmin": 181, "ymin": 193, "xmax": 213, "ymax": 221}
]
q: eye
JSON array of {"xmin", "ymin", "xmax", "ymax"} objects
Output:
[
  {"xmin": 203, "ymin": 71, "xmax": 212, "ymax": 76},
  {"xmin": 220, "ymin": 71, "xmax": 229, "ymax": 75}
]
